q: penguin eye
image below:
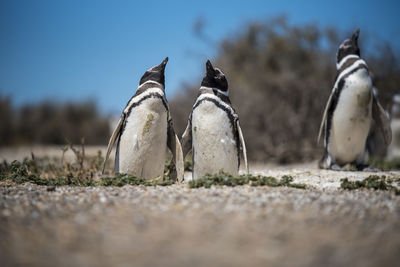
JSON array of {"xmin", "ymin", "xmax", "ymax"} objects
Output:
[
  {"xmin": 215, "ymin": 69, "xmax": 224, "ymax": 78},
  {"xmin": 340, "ymin": 39, "xmax": 351, "ymax": 49}
]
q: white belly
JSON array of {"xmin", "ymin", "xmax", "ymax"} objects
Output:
[
  {"xmin": 388, "ymin": 119, "xmax": 400, "ymax": 159},
  {"xmin": 192, "ymin": 101, "xmax": 238, "ymax": 179},
  {"xmin": 118, "ymin": 98, "xmax": 168, "ymax": 179},
  {"xmin": 329, "ymin": 69, "xmax": 372, "ymax": 164}
]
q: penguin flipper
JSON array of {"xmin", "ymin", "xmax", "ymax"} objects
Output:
[
  {"xmin": 181, "ymin": 115, "xmax": 193, "ymax": 159},
  {"xmin": 372, "ymin": 95, "xmax": 392, "ymax": 146},
  {"xmin": 237, "ymin": 121, "xmax": 249, "ymax": 174},
  {"xmin": 167, "ymin": 119, "xmax": 184, "ymax": 182},
  {"xmin": 318, "ymin": 87, "xmax": 336, "ymax": 143},
  {"xmin": 102, "ymin": 114, "xmax": 125, "ymax": 174},
  {"xmin": 114, "ymin": 137, "xmax": 120, "ymax": 173}
]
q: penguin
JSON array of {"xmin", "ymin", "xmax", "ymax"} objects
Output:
[
  {"xmin": 387, "ymin": 94, "xmax": 400, "ymax": 159},
  {"xmin": 102, "ymin": 57, "xmax": 184, "ymax": 181},
  {"xmin": 318, "ymin": 29, "xmax": 392, "ymax": 170},
  {"xmin": 181, "ymin": 60, "xmax": 248, "ymax": 180}
]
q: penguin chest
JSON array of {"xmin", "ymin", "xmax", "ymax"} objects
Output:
[
  {"xmin": 329, "ymin": 69, "xmax": 372, "ymax": 163},
  {"xmin": 388, "ymin": 118, "xmax": 400, "ymax": 158},
  {"xmin": 119, "ymin": 98, "xmax": 168, "ymax": 178},
  {"xmin": 191, "ymin": 101, "xmax": 238, "ymax": 179}
]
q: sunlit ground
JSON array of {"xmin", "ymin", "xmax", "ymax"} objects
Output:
[{"xmin": 1, "ymin": 146, "xmax": 400, "ymax": 266}]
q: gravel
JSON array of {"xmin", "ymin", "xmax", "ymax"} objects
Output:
[{"xmin": 1, "ymin": 165, "xmax": 400, "ymax": 267}]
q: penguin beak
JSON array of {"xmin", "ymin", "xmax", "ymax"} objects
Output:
[
  {"xmin": 159, "ymin": 57, "xmax": 168, "ymax": 72},
  {"xmin": 161, "ymin": 57, "xmax": 168, "ymax": 67},
  {"xmin": 351, "ymin": 28, "xmax": 360, "ymax": 46},
  {"xmin": 147, "ymin": 57, "xmax": 168, "ymax": 72}
]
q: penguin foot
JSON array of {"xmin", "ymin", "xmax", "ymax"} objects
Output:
[
  {"xmin": 318, "ymin": 154, "xmax": 331, "ymax": 169},
  {"xmin": 330, "ymin": 164, "xmax": 344, "ymax": 171},
  {"xmin": 330, "ymin": 164, "xmax": 358, "ymax": 171},
  {"xmin": 329, "ymin": 163, "xmax": 380, "ymax": 172},
  {"xmin": 331, "ymin": 164, "xmax": 357, "ymax": 172},
  {"xmin": 356, "ymin": 164, "xmax": 381, "ymax": 172}
]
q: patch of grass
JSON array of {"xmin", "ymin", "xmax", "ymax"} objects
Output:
[
  {"xmin": 0, "ymin": 160, "xmax": 174, "ymax": 187},
  {"xmin": 188, "ymin": 172, "xmax": 307, "ymax": 189},
  {"xmin": 340, "ymin": 175, "xmax": 400, "ymax": 195},
  {"xmin": 0, "ymin": 140, "xmax": 177, "ymax": 187},
  {"xmin": 100, "ymin": 173, "xmax": 174, "ymax": 187},
  {"xmin": 1, "ymin": 158, "xmax": 307, "ymax": 189},
  {"xmin": 279, "ymin": 175, "xmax": 308, "ymax": 189},
  {"xmin": 0, "ymin": 160, "xmax": 96, "ymax": 186},
  {"xmin": 367, "ymin": 157, "xmax": 400, "ymax": 171}
]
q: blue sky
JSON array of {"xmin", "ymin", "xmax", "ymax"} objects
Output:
[{"xmin": 1, "ymin": 0, "xmax": 399, "ymax": 114}]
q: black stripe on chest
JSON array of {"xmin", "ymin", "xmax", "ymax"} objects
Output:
[
  {"xmin": 325, "ymin": 63, "xmax": 369, "ymax": 146},
  {"xmin": 126, "ymin": 92, "xmax": 168, "ymax": 117},
  {"xmin": 123, "ymin": 82, "xmax": 166, "ymax": 110},
  {"xmin": 121, "ymin": 92, "xmax": 169, "ymax": 136},
  {"xmin": 193, "ymin": 97, "xmax": 237, "ymax": 129}
]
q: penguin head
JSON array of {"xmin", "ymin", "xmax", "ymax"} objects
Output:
[
  {"xmin": 337, "ymin": 29, "xmax": 360, "ymax": 63},
  {"xmin": 139, "ymin": 57, "xmax": 168, "ymax": 87},
  {"xmin": 201, "ymin": 60, "xmax": 228, "ymax": 93}
]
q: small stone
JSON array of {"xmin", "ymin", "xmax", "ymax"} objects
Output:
[{"xmin": 47, "ymin": 186, "xmax": 56, "ymax": 192}]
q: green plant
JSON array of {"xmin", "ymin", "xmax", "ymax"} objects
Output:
[
  {"xmin": 340, "ymin": 175, "xmax": 400, "ymax": 195},
  {"xmin": 188, "ymin": 171, "xmax": 306, "ymax": 189}
]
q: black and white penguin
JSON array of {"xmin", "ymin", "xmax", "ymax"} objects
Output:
[
  {"xmin": 102, "ymin": 57, "xmax": 184, "ymax": 181},
  {"xmin": 181, "ymin": 60, "xmax": 248, "ymax": 179},
  {"xmin": 318, "ymin": 29, "xmax": 392, "ymax": 170},
  {"xmin": 388, "ymin": 94, "xmax": 400, "ymax": 159}
]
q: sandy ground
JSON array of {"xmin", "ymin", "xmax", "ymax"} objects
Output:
[{"xmin": 1, "ymin": 146, "xmax": 400, "ymax": 266}]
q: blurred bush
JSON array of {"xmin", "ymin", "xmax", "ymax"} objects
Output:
[
  {"xmin": 0, "ymin": 94, "xmax": 15, "ymax": 146},
  {"xmin": 170, "ymin": 17, "xmax": 400, "ymax": 163},
  {"xmin": 0, "ymin": 97, "xmax": 110, "ymax": 146}
]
